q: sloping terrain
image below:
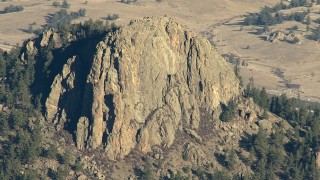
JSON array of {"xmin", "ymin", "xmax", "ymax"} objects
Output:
[
  {"xmin": 10, "ymin": 16, "xmax": 295, "ymax": 179},
  {"xmin": 2, "ymin": 1, "xmax": 320, "ymax": 179}
]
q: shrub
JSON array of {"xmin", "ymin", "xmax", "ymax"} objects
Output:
[
  {"xmin": 105, "ymin": 14, "xmax": 120, "ymax": 21},
  {"xmin": 288, "ymin": 12, "xmax": 307, "ymax": 22},
  {"xmin": 42, "ymin": 143, "xmax": 58, "ymax": 159},
  {"xmin": 289, "ymin": 25, "xmax": 299, "ymax": 31},
  {"xmin": 57, "ymin": 151, "xmax": 71, "ymax": 164},
  {"xmin": 311, "ymin": 25, "xmax": 320, "ymax": 41},
  {"xmin": 52, "ymin": 1, "xmax": 60, "ymax": 7},
  {"xmin": 256, "ymin": 28, "xmax": 264, "ymax": 35},
  {"xmin": 244, "ymin": 14, "xmax": 259, "ymax": 25},
  {"xmin": 62, "ymin": 0, "xmax": 70, "ymax": 9},
  {"xmin": 72, "ymin": 159, "xmax": 83, "ymax": 171},
  {"xmin": 48, "ymin": 167, "xmax": 68, "ymax": 180},
  {"xmin": 121, "ymin": 0, "xmax": 138, "ymax": 4},
  {"xmin": 315, "ymin": 18, "xmax": 320, "ymax": 24},
  {"xmin": 79, "ymin": 8, "xmax": 86, "ymax": 17},
  {"xmin": 220, "ymin": 100, "xmax": 237, "ymax": 122},
  {"xmin": 1, "ymin": 5, "xmax": 24, "ymax": 14}
]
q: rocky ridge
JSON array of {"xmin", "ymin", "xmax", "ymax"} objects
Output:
[{"xmin": 43, "ymin": 17, "xmax": 241, "ymax": 160}]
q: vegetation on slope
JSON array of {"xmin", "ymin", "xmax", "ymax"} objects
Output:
[
  {"xmin": 0, "ymin": 20, "xmax": 118, "ymax": 179},
  {"xmin": 0, "ymin": 14, "xmax": 320, "ymax": 179},
  {"xmin": 242, "ymin": 79, "xmax": 320, "ymax": 180},
  {"xmin": 243, "ymin": 0, "xmax": 320, "ymax": 41}
]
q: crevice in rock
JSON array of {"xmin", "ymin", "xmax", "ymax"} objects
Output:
[
  {"xmin": 114, "ymin": 58, "xmax": 119, "ymax": 73},
  {"xmin": 136, "ymin": 129, "xmax": 141, "ymax": 143},
  {"xmin": 114, "ymin": 57, "xmax": 122, "ymax": 92},
  {"xmin": 102, "ymin": 131, "xmax": 108, "ymax": 145},
  {"xmin": 245, "ymin": 112, "xmax": 251, "ymax": 120},
  {"xmin": 199, "ymin": 81, "xmax": 203, "ymax": 92},
  {"xmin": 167, "ymin": 74, "xmax": 171, "ymax": 84},
  {"xmin": 105, "ymin": 94, "xmax": 115, "ymax": 134},
  {"xmin": 144, "ymin": 108, "xmax": 158, "ymax": 127}
]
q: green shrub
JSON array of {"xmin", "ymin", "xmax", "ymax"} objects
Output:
[
  {"xmin": 1, "ymin": 5, "xmax": 24, "ymax": 14},
  {"xmin": 62, "ymin": 0, "xmax": 70, "ymax": 9},
  {"xmin": 52, "ymin": 1, "xmax": 60, "ymax": 7},
  {"xmin": 48, "ymin": 166, "xmax": 68, "ymax": 180},
  {"xmin": 42, "ymin": 143, "xmax": 58, "ymax": 159},
  {"xmin": 72, "ymin": 158, "xmax": 83, "ymax": 171},
  {"xmin": 57, "ymin": 151, "xmax": 71, "ymax": 164},
  {"xmin": 220, "ymin": 100, "xmax": 237, "ymax": 122},
  {"xmin": 105, "ymin": 14, "xmax": 120, "ymax": 21}
]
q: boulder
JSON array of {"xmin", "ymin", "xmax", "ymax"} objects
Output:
[
  {"xmin": 184, "ymin": 128, "xmax": 203, "ymax": 143},
  {"xmin": 258, "ymin": 120, "xmax": 273, "ymax": 131},
  {"xmin": 182, "ymin": 142, "xmax": 206, "ymax": 166}
]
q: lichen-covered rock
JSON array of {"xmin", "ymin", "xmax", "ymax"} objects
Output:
[
  {"xmin": 258, "ymin": 120, "xmax": 273, "ymax": 131},
  {"xmin": 182, "ymin": 142, "xmax": 206, "ymax": 166},
  {"xmin": 45, "ymin": 56, "xmax": 83, "ymax": 130},
  {"xmin": 45, "ymin": 17, "xmax": 240, "ymax": 160},
  {"xmin": 266, "ymin": 30, "xmax": 302, "ymax": 44},
  {"xmin": 316, "ymin": 151, "xmax": 320, "ymax": 167},
  {"xmin": 184, "ymin": 128, "xmax": 203, "ymax": 143}
]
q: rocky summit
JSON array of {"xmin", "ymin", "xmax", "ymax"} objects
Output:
[
  {"xmin": 3, "ymin": 1, "xmax": 320, "ymax": 179},
  {"xmin": 44, "ymin": 17, "xmax": 240, "ymax": 160}
]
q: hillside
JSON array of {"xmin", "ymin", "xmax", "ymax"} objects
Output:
[{"xmin": 0, "ymin": 16, "xmax": 320, "ymax": 179}]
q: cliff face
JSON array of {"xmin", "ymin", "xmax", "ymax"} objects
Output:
[{"xmin": 44, "ymin": 17, "xmax": 240, "ymax": 160}]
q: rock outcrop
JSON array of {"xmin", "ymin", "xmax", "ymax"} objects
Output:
[
  {"xmin": 40, "ymin": 28, "xmax": 63, "ymax": 48},
  {"xmin": 266, "ymin": 30, "xmax": 302, "ymax": 44},
  {"xmin": 182, "ymin": 142, "xmax": 206, "ymax": 166},
  {"xmin": 44, "ymin": 17, "xmax": 240, "ymax": 160}
]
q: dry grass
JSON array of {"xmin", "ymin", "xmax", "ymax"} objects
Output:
[
  {"xmin": 213, "ymin": 5, "xmax": 320, "ymax": 102},
  {"xmin": 0, "ymin": 0, "xmax": 278, "ymax": 47}
]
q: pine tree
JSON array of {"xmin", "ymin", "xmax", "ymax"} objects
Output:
[
  {"xmin": 62, "ymin": 0, "xmax": 70, "ymax": 9},
  {"xmin": 0, "ymin": 51, "xmax": 6, "ymax": 77},
  {"xmin": 254, "ymin": 155, "xmax": 267, "ymax": 180},
  {"xmin": 292, "ymin": 164, "xmax": 303, "ymax": 180},
  {"xmin": 226, "ymin": 148, "xmax": 237, "ymax": 170},
  {"xmin": 259, "ymin": 87, "xmax": 268, "ymax": 108},
  {"xmin": 254, "ymin": 128, "xmax": 269, "ymax": 157},
  {"xmin": 248, "ymin": 146, "xmax": 256, "ymax": 167},
  {"xmin": 306, "ymin": 15, "xmax": 311, "ymax": 26}
]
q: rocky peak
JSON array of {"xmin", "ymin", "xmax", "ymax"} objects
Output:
[
  {"xmin": 44, "ymin": 17, "xmax": 240, "ymax": 160},
  {"xmin": 40, "ymin": 28, "xmax": 63, "ymax": 48}
]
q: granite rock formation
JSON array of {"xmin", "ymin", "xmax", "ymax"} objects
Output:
[{"xmin": 44, "ymin": 17, "xmax": 240, "ymax": 160}]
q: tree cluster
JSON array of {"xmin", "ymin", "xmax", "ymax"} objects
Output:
[
  {"xmin": 244, "ymin": 0, "xmax": 310, "ymax": 27},
  {"xmin": 35, "ymin": 8, "xmax": 87, "ymax": 35},
  {"xmin": 0, "ymin": 46, "xmax": 42, "ymax": 179},
  {"xmin": 242, "ymin": 79, "xmax": 320, "ymax": 179}
]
